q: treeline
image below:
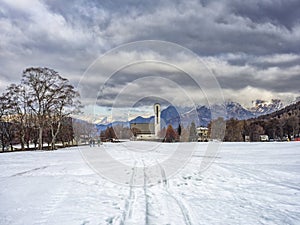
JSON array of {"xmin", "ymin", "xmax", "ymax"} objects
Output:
[
  {"xmin": 101, "ymin": 123, "xmax": 198, "ymax": 143},
  {"xmin": 0, "ymin": 117, "xmax": 74, "ymax": 151},
  {"xmin": 99, "ymin": 125, "xmax": 133, "ymax": 141},
  {"xmin": 72, "ymin": 119, "xmax": 98, "ymax": 145},
  {"xmin": 0, "ymin": 67, "xmax": 81, "ymax": 151},
  {"xmin": 158, "ymin": 123, "xmax": 198, "ymax": 142},
  {"xmin": 98, "ymin": 101, "xmax": 300, "ymax": 143},
  {"xmin": 208, "ymin": 101, "xmax": 300, "ymax": 142}
]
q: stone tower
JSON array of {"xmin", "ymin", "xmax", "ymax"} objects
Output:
[{"xmin": 154, "ymin": 103, "xmax": 161, "ymax": 137}]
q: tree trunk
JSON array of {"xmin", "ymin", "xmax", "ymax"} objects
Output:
[
  {"xmin": 20, "ymin": 130, "xmax": 25, "ymax": 151},
  {"xmin": 21, "ymin": 141, "xmax": 24, "ymax": 151},
  {"xmin": 38, "ymin": 127, "xmax": 43, "ymax": 150},
  {"xmin": 279, "ymin": 126, "xmax": 283, "ymax": 140},
  {"xmin": 1, "ymin": 134, "xmax": 4, "ymax": 151},
  {"xmin": 50, "ymin": 121, "xmax": 61, "ymax": 150}
]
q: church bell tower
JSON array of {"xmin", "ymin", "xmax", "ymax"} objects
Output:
[{"xmin": 154, "ymin": 103, "xmax": 161, "ymax": 137}]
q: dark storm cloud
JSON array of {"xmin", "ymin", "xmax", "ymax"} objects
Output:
[
  {"xmin": 98, "ymin": 69, "xmax": 200, "ymax": 91},
  {"xmin": 39, "ymin": 0, "xmax": 300, "ymax": 56},
  {"xmin": 0, "ymin": 0, "xmax": 299, "ymax": 107},
  {"xmin": 94, "ymin": 70, "xmax": 200, "ymax": 108},
  {"xmin": 218, "ymin": 75, "xmax": 257, "ymax": 90},
  {"xmin": 218, "ymin": 73, "xmax": 300, "ymax": 93},
  {"xmin": 132, "ymin": 97, "xmax": 172, "ymax": 108},
  {"xmin": 269, "ymin": 75, "xmax": 300, "ymax": 93},
  {"xmin": 229, "ymin": 0, "xmax": 300, "ymax": 30}
]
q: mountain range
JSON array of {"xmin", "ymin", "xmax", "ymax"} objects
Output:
[{"xmin": 96, "ymin": 99, "xmax": 284, "ymax": 131}]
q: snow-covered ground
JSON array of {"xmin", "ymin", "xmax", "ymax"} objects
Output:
[{"xmin": 0, "ymin": 142, "xmax": 299, "ymax": 225}]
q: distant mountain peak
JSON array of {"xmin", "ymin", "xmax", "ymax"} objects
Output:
[
  {"xmin": 224, "ymin": 101, "xmax": 254, "ymax": 120},
  {"xmin": 95, "ymin": 99, "xmax": 287, "ymax": 132},
  {"xmin": 250, "ymin": 99, "xmax": 283, "ymax": 115}
]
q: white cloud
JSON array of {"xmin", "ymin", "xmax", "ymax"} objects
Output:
[
  {"xmin": 255, "ymin": 53, "xmax": 300, "ymax": 64},
  {"xmin": 223, "ymin": 86, "xmax": 298, "ymax": 107}
]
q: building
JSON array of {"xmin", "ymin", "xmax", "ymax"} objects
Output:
[
  {"xmin": 154, "ymin": 103, "xmax": 161, "ymax": 137},
  {"xmin": 130, "ymin": 123, "xmax": 155, "ymax": 140},
  {"xmin": 196, "ymin": 126, "xmax": 208, "ymax": 142},
  {"xmin": 259, "ymin": 135, "xmax": 269, "ymax": 142},
  {"xmin": 245, "ymin": 135, "xmax": 250, "ymax": 142},
  {"xmin": 130, "ymin": 103, "xmax": 161, "ymax": 141}
]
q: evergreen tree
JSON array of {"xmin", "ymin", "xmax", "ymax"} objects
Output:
[
  {"xmin": 177, "ymin": 124, "xmax": 182, "ymax": 136},
  {"xmin": 189, "ymin": 122, "xmax": 197, "ymax": 142}
]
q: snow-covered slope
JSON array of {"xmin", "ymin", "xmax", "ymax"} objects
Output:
[{"xmin": 1, "ymin": 142, "xmax": 299, "ymax": 225}]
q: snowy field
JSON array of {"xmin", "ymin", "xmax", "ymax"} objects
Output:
[{"xmin": 0, "ymin": 142, "xmax": 300, "ymax": 225}]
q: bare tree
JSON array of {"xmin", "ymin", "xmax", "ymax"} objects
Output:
[
  {"xmin": 0, "ymin": 95, "xmax": 9, "ymax": 151},
  {"xmin": 0, "ymin": 94, "xmax": 16, "ymax": 151},
  {"xmin": 165, "ymin": 124, "xmax": 177, "ymax": 142},
  {"xmin": 4, "ymin": 84, "xmax": 32, "ymax": 150},
  {"xmin": 22, "ymin": 67, "xmax": 81, "ymax": 150},
  {"xmin": 105, "ymin": 127, "xmax": 116, "ymax": 141},
  {"xmin": 285, "ymin": 115, "xmax": 299, "ymax": 139},
  {"xmin": 249, "ymin": 123, "xmax": 264, "ymax": 142},
  {"xmin": 47, "ymin": 80, "xmax": 81, "ymax": 149},
  {"xmin": 57, "ymin": 117, "xmax": 74, "ymax": 147},
  {"xmin": 72, "ymin": 119, "xmax": 84, "ymax": 145},
  {"xmin": 72, "ymin": 119, "xmax": 97, "ymax": 145},
  {"xmin": 225, "ymin": 118, "xmax": 244, "ymax": 142}
]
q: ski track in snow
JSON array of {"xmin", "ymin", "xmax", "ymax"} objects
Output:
[
  {"xmin": 157, "ymin": 161, "xmax": 193, "ymax": 225},
  {"xmin": 143, "ymin": 161, "xmax": 150, "ymax": 225},
  {"xmin": 116, "ymin": 157, "xmax": 193, "ymax": 225},
  {"xmin": 10, "ymin": 166, "xmax": 48, "ymax": 177},
  {"xmin": 118, "ymin": 161, "xmax": 137, "ymax": 225}
]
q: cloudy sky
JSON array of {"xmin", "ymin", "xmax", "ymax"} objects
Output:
[{"xmin": 1, "ymin": 0, "xmax": 299, "ymax": 121}]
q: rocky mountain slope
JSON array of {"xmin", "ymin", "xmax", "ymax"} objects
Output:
[{"xmin": 96, "ymin": 100, "xmax": 286, "ymax": 130}]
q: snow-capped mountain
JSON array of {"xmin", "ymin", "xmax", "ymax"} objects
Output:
[
  {"xmin": 183, "ymin": 102, "xmax": 255, "ymax": 127},
  {"xmin": 158, "ymin": 100, "xmax": 284, "ymax": 126},
  {"xmin": 129, "ymin": 106, "xmax": 182, "ymax": 128},
  {"xmin": 250, "ymin": 99, "xmax": 283, "ymax": 115},
  {"xmin": 180, "ymin": 105, "xmax": 211, "ymax": 127},
  {"xmin": 224, "ymin": 101, "xmax": 255, "ymax": 120},
  {"xmin": 95, "ymin": 99, "xmax": 286, "ymax": 130}
]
